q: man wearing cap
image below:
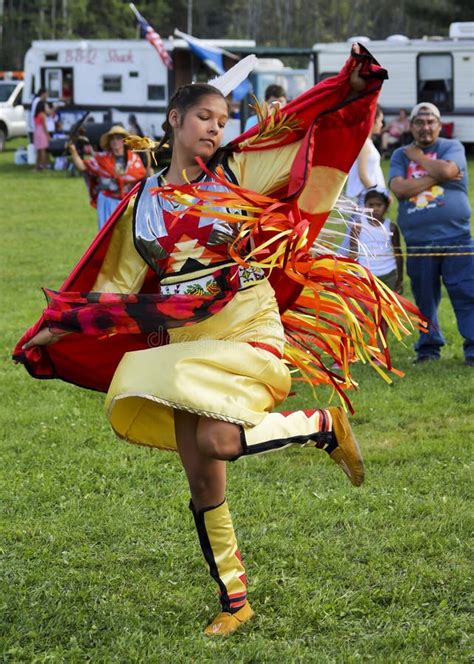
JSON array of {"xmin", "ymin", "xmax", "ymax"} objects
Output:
[
  {"xmin": 69, "ymin": 125, "xmax": 147, "ymax": 230},
  {"xmin": 389, "ymin": 102, "xmax": 474, "ymax": 366}
]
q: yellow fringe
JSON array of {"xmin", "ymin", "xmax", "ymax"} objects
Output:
[
  {"xmin": 123, "ymin": 135, "xmax": 168, "ymax": 166},
  {"xmin": 245, "ymin": 98, "xmax": 301, "ymax": 146}
]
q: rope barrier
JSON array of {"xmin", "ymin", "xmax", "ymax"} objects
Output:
[
  {"xmin": 400, "ymin": 244, "xmax": 474, "ymax": 250},
  {"xmin": 368, "ymin": 251, "xmax": 474, "ymax": 257},
  {"xmin": 395, "ymin": 251, "xmax": 474, "ymax": 257},
  {"xmin": 340, "ymin": 245, "xmax": 474, "ymax": 258}
]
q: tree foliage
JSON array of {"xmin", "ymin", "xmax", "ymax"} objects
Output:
[{"xmin": 1, "ymin": 0, "xmax": 473, "ymax": 70}]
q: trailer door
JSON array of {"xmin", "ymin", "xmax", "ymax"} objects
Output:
[{"xmin": 417, "ymin": 53, "xmax": 453, "ymax": 111}]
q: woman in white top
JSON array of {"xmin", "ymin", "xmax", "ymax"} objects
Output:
[{"xmin": 345, "ymin": 106, "xmax": 385, "ymax": 205}]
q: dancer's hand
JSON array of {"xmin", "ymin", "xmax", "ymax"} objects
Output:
[
  {"xmin": 349, "ymin": 64, "xmax": 365, "ymax": 92},
  {"xmin": 350, "ymin": 44, "xmax": 366, "ymax": 93},
  {"xmin": 22, "ymin": 328, "xmax": 68, "ymax": 349}
]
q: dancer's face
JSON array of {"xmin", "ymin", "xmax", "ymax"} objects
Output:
[{"xmin": 170, "ymin": 94, "xmax": 228, "ymax": 162}]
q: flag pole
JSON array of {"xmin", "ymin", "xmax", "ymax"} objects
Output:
[
  {"xmin": 187, "ymin": 0, "xmax": 193, "ymax": 35},
  {"xmin": 129, "ymin": 4, "xmax": 140, "ymax": 39},
  {"xmin": 129, "ymin": 3, "xmax": 141, "ymax": 21}
]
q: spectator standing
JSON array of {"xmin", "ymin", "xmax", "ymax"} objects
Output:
[
  {"xmin": 389, "ymin": 102, "xmax": 474, "ymax": 365},
  {"xmin": 345, "ymin": 186, "xmax": 403, "ymax": 364},
  {"xmin": 349, "ymin": 186, "xmax": 403, "ymax": 294},
  {"xmin": 28, "ymin": 88, "xmax": 47, "ymax": 142},
  {"xmin": 33, "ymin": 100, "xmax": 50, "ymax": 171}
]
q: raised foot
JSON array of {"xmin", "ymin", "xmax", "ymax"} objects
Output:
[
  {"xmin": 204, "ymin": 601, "xmax": 255, "ymax": 636},
  {"xmin": 327, "ymin": 407, "xmax": 365, "ymax": 487}
]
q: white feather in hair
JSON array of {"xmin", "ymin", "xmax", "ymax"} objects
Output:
[{"xmin": 207, "ymin": 54, "xmax": 258, "ymax": 97}]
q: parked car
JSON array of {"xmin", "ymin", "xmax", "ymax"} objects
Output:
[{"xmin": 0, "ymin": 80, "xmax": 27, "ymax": 151}]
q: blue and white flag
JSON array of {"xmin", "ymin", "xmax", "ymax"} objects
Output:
[
  {"xmin": 174, "ymin": 30, "xmax": 253, "ymax": 101},
  {"xmin": 174, "ymin": 29, "xmax": 225, "ymax": 75}
]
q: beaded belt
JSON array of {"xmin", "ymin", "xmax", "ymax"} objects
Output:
[{"xmin": 160, "ymin": 265, "xmax": 265, "ymax": 296}]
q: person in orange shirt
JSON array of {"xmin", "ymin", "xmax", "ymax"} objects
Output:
[{"xmin": 69, "ymin": 125, "xmax": 147, "ymax": 230}]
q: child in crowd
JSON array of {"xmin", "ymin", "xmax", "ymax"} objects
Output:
[{"xmin": 349, "ymin": 186, "xmax": 403, "ymax": 294}]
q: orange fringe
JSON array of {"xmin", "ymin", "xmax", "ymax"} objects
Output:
[{"xmin": 150, "ymin": 164, "xmax": 426, "ymax": 411}]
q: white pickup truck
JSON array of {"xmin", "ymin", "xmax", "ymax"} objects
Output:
[{"xmin": 0, "ymin": 80, "xmax": 27, "ymax": 151}]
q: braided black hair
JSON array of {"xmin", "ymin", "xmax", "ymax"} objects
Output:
[{"xmin": 155, "ymin": 83, "xmax": 226, "ymax": 156}]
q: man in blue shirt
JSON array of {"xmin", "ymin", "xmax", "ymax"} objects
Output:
[{"xmin": 389, "ymin": 102, "xmax": 474, "ymax": 365}]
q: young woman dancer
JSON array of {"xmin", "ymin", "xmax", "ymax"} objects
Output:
[{"xmin": 16, "ymin": 47, "xmax": 421, "ymax": 636}]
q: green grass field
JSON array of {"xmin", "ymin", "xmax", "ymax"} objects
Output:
[{"xmin": 1, "ymin": 140, "xmax": 472, "ymax": 663}]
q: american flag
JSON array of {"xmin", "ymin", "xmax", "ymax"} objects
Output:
[{"xmin": 130, "ymin": 4, "xmax": 173, "ymax": 70}]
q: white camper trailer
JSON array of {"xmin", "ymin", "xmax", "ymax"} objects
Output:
[
  {"xmin": 312, "ymin": 22, "xmax": 474, "ymax": 144},
  {"xmin": 23, "ymin": 38, "xmax": 255, "ymax": 139}
]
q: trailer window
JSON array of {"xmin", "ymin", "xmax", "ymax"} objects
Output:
[
  {"xmin": 148, "ymin": 84, "xmax": 165, "ymax": 101},
  {"xmin": 417, "ymin": 53, "xmax": 453, "ymax": 112},
  {"xmin": 103, "ymin": 75, "xmax": 122, "ymax": 93}
]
